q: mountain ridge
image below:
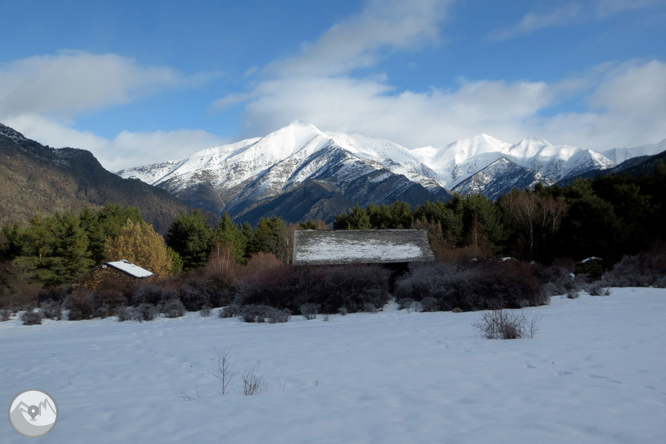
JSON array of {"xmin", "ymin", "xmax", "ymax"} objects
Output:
[
  {"xmin": 119, "ymin": 122, "xmax": 664, "ymax": 223},
  {"xmin": 0, "ymin": 123, "xmax": 203, "ymax": 233}
]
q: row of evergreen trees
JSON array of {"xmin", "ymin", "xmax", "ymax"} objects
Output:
[
  {"xmin": 332, "ymin": 164, "xmax": 666, "ymax": 266},
  {"xmin": 1, "ymin": 161, "xmax": 664, "ymax": 291},
  {"xmin": 0, "ymin": 204, "xmax": 294, "ymax": 289}
]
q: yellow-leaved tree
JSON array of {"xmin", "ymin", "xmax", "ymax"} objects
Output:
[{"xmin": 105, "ymin": 219, "xmax": 173, "ymax": 277}]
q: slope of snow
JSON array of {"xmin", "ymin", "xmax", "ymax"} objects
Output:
[
  {"xmin": 1, "ymin": 288, "xmax": 665, "ymax": 443},
  {"xmin": 602, "ymin": 139, "xmax": 666, "ymax": 164}
]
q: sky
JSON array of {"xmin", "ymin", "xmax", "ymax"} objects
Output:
[{"xmin": 1, "ymin": 0, "xmax": 665, "ymax": 170}]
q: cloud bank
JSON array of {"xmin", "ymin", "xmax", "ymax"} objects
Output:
[
  {"xmin": 0, "ymin": 51, "xmax": 222, "ymax": 170},
  {"xmin": 217, "ymin": 0, "xmax": 665, "ymax": 151}
]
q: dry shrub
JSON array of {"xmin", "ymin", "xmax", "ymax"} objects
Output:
[
  {"xmin": 603, "ymin": 246, "xmax": 666, "ymax": 287},
  {"xmin": 160, "ymin": 298, "xmax": 186, "ymax": 318},
  {"xmin": 300, "ymin": 303, "xmax": 319, "ymax": 320},
  {"xmin": 0, "ymin": 262, "xmax": 40, "ymax": 310},
  {"xmin": 300, "ymin": 265, "xmax": 390, "ymax": 313},
  {"xmin": 472, "ymin": 309, "xmax": 541, "ymax": 339},
  {"xmin": 93, "ymin": 289, "xmax": 128, "ymax": 316},
  {"xmin": 537, "ymin": 259, "xmax": 578, "ymax": 297},
  {"xmin": 242, "ymin": 252, "xmax": 282, "ymax": 278},
  {"xmin": 204, "ymin": 242, "xmax": 242, "ymax": 289},
  {"xmin": 21, "ymin": 310, "xmax": 43, "ymax": 325},
  {"xmin": 395, "ymin": 260, "xmax": 546, "ymax": 312},
  {"xmin": 176, "ymin": 274, "xmax": 232, "ymax": 311},
  {"xmin": 131, "ymin": 282, "xmax": 176, "ymax": 306},
  {"xmin": 237, "ymin": 304, "xmax": 290, "ymax": 323},
  {"xmin": 65, "ymin": 294, "xmax": 95, "ymax": 320},
  {"xmin": 39, "ymin": 299, "xmax": 63, "ymax": 320},
  {"xmin": 0, "ymin": 309, "xmax": 11, "ymax": 321},
  {"xmin": 95, "ymin": 275, "xmax": 136, "ymax": 302}
]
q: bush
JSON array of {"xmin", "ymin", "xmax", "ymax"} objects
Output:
[
  {"xmin": 0, "ymin": 309, "xmax": 10, "ymax": 322},
  {"xmin": 21, "ymin": 310, "xmax": 43, "ymax": 325},
  {"xmin": 160, "ymin": 298, "xmax": 186, "ymax": 318},
  {"xmin": 134, "ymin": 303, "xmax": 158, "ymax": 322},
  {"xmin": 395, "ymin": 261, "xmax": 546, "ymax": 312},
  {"xmin": 117, "ymin": 303, "xmax": 158, "ymax": 322},
  {"xmin": 176, "ymin": 274, "xmax": 233, "ymax": 311},
  {"xmin": 65, "ymin": 294, "xmax": 95, "ymax": 321},
  {"xmin": 131, "ymin": 284, "xmax": 176, "ymax": 306},
  {"xmin": 300, "ymin": 303, "xmax": 319, "ymax": 320},
  {"xmin": 220, "ymin": 304, "xmax": 238, "ymax": 318},
  {"xmin": 93, "ymin": 289, "xmax": 127, "ymax": 317},
  {"xmin": 397, "ymin": 298, "xmax": 415, "ymax": 311},
  {"xmin": 472, "ymin": 309, "xmax": 540, "ymax": 339},
  {"xmin": 587, "ymin": 282, "xmax": 611, "ymax": 296},
  {"xmin": 566, "ymin": 288, "xmax": 579, "ymax": 299},
  {"xmin": 537, "ymin": 261, "xmax": 578, "ymax": 297},
  {"xmin": 419, "ymin": 297, "xmax": 439, "ymax": 312},
  {"xmin": 234, "ymin": 264, "xmax": 390, "ymax": 315},
  {"xmin": 116, "ymin": 305, "xmax": 131, "ymax": 322},
  {"xmin": 337, "ymin": 307, "xmax": 348, "ymax": 316},
  {"xmin": 40, "ymin": 299, "xmax": 63, "ymax": 320},
  {"xmin": 266, "ymin": 306, "xmax": 291, "ymax": 324},
  {"xmin": 200, "ymin": 305, "xmax": 212, "ymax": 317},
  {"xmin": 603, "ymin": 248, "xmax": 666, "ymax": 287}
]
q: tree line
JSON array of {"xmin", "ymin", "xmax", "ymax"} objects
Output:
[
  {"xmin": 332, "ymin": 161, "xmax": 666, "ymax": 266},
  {"xmin": 1, "ymin": 160, "xmax": 664, "ymax": 294}
]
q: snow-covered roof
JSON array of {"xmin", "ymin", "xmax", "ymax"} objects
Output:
[
  {"xmin": 105, "ymin": 260, "xmax": 154, "ymax": 278},
  {"xmin": 293, "ymin": 229, "xmax": 435, "ymax": 266}
]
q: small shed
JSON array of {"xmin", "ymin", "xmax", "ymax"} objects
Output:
[
  {"xmin": 71, "ymin": 260, "xmax": 154, "ymax": 294},
  {"xmin": 292, "ymin": 229, "xmax": 435, "ymax": 266}
]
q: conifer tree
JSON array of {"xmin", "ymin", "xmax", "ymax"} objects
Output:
[
  {"xmin": 215, "ymin": 212, "xmax": 246, "ymax": 262},
  {"xmin": 165, "ymin": 210, "xmax": 214, "ymax": 271}
]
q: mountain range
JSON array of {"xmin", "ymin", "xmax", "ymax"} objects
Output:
[{"xmin": 118, "ymin": 122, "xmax": 666, "ymax": 223}]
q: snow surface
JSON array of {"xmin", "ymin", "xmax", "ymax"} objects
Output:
[
  {"xmin": 2, "ymin": 289, "xmax": 664, "ymax": 443},
  {"xmin": 106, "ymin": 260, "xmax": 154, "ymax": 278},
  {"xmin": 294, "ymin": 238, "xmax": 424, "ymax": 264}
]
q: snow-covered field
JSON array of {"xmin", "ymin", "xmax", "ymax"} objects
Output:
[{"xmin": 1, "ymin": 288, "xmax": 665, "ymax": 443}]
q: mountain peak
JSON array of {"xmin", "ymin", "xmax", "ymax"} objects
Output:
[{"xmin": 0, "ymin": 122, "xmax": 29, "ymax": 144}]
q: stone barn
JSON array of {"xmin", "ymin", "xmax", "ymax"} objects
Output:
[
  {"xmin": 71, "ymin": 260, "xmax": 154, "ymax": 295},
  {"xmin": 292, "ymin": 229, "xmax": 435, "ymax": 280}
]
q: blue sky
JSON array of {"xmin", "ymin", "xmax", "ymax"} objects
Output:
[{"xmin": 1, "ymin": 0, "xmax": 664, "ymax": 170}]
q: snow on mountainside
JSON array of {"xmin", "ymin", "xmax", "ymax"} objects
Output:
[
  {"xmin": 601, "ymin": 139, "xmax": 666, "ymax": 164},
  {"xmin": 118, "ymin": 122, "xmax": 659, "ymax": 221},
  {"xmin": 452, "ymin": 157, "xmax": 553, "ymax": 201},
  {"xmin": 118, "ymin": 122, "xmax": 450, "ymax": 223}
]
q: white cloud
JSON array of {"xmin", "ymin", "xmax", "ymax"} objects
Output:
[
  {"xmin": 5, "ymin": 113, "xmax": 223, "ymax": 171},
  {"xmin": 0, "ymin": 51, "xmax": 179, "ymax": 118},
  {"xmin": 595, "ymin": 0, "xmax": 662, "ymax": 18},
  {"xmin": 266, "ymin": 0, "xmax": 451, "ymax": 77},
  {"xmin": 538, "ymin": 60, "xmax": 666, "ymax": 149},
  {"xmin": 215, "ymin": 0, "xmax": 665, "ymax": 153},
  {"xmin": 234, "ymin": 57, "xmax": 666, "ymax": 151},
  {"xmin": 488, "ymin": 3, "xmax": 583, "ymax": 40},
  {"xmin": 489, "ymin": 1, "xmax": 665, "ymax": 40},
  {"xmin": 0, "ymin": 51, "xmax": 224, "ymax": 170}
]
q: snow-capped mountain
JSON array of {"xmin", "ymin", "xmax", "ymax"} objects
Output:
[
  {"xmin": 118, "ymin": 122, "xmax": 662, "ymax": 223},
  {"xmin": 601, "ymin": 139, "xmax": 666, "ymax": 164},
  {"xmin": 119, "ymin": 122, "xmax": 450, "ymax": 224}
]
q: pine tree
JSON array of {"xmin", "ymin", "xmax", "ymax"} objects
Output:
[
  {"xmin": 165, "ymin": 211, "xmax": 214, "ymax": 271},
  {"xmin": 215, "ymin": 212, "xmax": 245, "ymax": 262}
]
